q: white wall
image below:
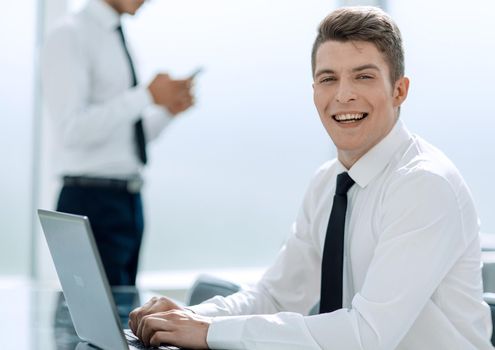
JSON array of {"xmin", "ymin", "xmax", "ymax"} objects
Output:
[
  {"xmin": 0, "ymin": 2, "xmax": 37, "ymax": 277},
  {"xmin": 0, "ymin": 0, "xmax": 66, "ymax": 281}
]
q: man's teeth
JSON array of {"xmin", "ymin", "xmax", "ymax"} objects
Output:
[{"xmin": 333, "ymin": 113, "xmax": 367, "ymax": 123}]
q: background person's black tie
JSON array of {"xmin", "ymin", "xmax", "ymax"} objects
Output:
[
  {"xmin": 320, "ymin": 172, "xmax": 355, "ymax": 313},
  {"xmin": 116, "ymin": 25, "xmax": 147, "ymax": 165}
]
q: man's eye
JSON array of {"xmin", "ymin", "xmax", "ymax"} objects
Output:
[
  {"xmin": 357, "ymin": 74, "xmax": 373, "ymax": 80},
  {"xmin": 319, "ymin": 76, "xmax": 336, "ymax": 83}
]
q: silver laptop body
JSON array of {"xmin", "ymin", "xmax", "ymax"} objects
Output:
[{"xmin": 38, "ymin": 209, "xmax": 174, "ymax": 350}]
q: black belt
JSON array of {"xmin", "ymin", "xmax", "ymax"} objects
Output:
[{"xmin": 63, "ymin": 176, "xmax": 143, "ymax": 193}]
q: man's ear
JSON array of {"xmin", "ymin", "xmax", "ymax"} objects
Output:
[{"xmin": 393, "ymin": 76, "xmax": 410, "ymax": 107}]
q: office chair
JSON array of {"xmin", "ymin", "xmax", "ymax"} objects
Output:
[
  {"xmin": 186, "ymin": 274, "xmax": 241, "ymax": 306},
  {"xmin": 186, "ymin": 274, "xmax": 320, "ymax": 314},
  {"xmin": 483, "ymin": 293, "xmax": 495, "ymax": 345}
]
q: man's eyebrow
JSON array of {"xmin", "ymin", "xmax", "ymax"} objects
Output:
[
  {"xmin": 314, "ymin": 64, "xmax": 381, "ymax": 78},
  {"xmin": 314, "ymin": 69, "xmax": 335, "ymax": 78},
  {"xmin": 352, "ymin": 64, "xmax": 380, "ymax": 72}
]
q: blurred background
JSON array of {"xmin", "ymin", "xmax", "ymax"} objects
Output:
[{"xmin": 1, "ymin": 0, "xmax": 494, "ymax": 296}]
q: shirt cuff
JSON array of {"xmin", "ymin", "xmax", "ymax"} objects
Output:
[
  {"xmin": 304, "ymin": 309, "xmax": 363, "ymax": 349},
  {"xmin": 127, "ymin": 85, "xmax": 154, "ymax": 121},
  {"xmin": 141, "ymin": 85, "xmax": 154, "ymax": 106},
  {"xmin": 206, "ymin": 315, "xmax": 250, "ymax": 349}
]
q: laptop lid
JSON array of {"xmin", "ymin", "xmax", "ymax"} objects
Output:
[{"xmin": 38, "ymin": 209, "xmax": 129, "ymax": 350}]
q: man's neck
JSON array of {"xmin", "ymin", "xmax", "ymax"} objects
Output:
[
  {"xmin": 103, "ymin": 0, "xmax": 124, "ymax": 15},
  {"xmin": 337, "ymin": 151, "xmax": 361, "ymax": 170}
]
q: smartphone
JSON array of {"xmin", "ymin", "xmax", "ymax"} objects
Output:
[{"xmin": 188, "ymin": 67, "xmax": 204, "ymax": 80}]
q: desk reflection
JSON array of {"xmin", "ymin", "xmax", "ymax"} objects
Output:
[{"xmin": 1, "ymin": 285, "xmax": 145, "ymax": 350}]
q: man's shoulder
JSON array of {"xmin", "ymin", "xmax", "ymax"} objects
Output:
[
  {"xmin": 44, "ymin": 10, "xmax": 98, "ymax": 56},
  {"xmin": 48, "ymin": 3, "xmax": 103, "ymax": 39},
  {"xmin": 390, "ymin": 134, "xmax": 468, "ymax": 196},
  {"xmin": 377, "ymin": 135, "xmax": 479, "ymax": 248},
  {"xmin": 45, "ymin": 13, "xmax": 85, "ymax": 42},
  {"xmin": 400, "ymin": 134, "xmax": 457, "ymax": 170}
]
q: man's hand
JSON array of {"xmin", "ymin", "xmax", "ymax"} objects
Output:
[
  {"xmin": 148, "ymin": 73, "xmax": 194, "ymax": 115},
  {"xmin": 136, "ymin": 310, "xmax": 211, "ymax": 349},
  {"xmin": 128, "ymin": 296, "xmax": 183, "ymax": 335}
]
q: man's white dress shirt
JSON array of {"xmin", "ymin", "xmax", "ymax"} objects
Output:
[
  {"xmin": 191, "ymin": 121, "xmax": 493, "ymax": 349},
  {"xmin": 42, "ymin": 0, "xmax": 171, "ymax": 178}
]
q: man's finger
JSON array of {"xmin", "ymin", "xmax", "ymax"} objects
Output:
[
  {"xmin": 136, "ymin": 313, "xmax": 148, "ymax": 342},
  {"xmin": 129, "ymin": 297, "xmax": 158, "ymax": 332},
  {"xmin": 138, "ymin": 312, "xmax": 166, "ymax": 341},
  {"xmin": 141, "ymin": 316, "xmax": 175, "ymax": 347},
  {"xmin": 150, "ymin": 330, "xmax": 175, "ymax": 348},
  {"xmin": 129, "ymin": 307, "xmax": 142, "ymax": 333}
]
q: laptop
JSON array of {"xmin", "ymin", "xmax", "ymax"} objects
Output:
[{"xmin": 38, "ymin": 209, "xmax": 178, "ymax": 350}]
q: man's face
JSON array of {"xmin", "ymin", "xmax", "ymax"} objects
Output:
[
  {"xmin": 105, "ymin": 0, "xmax": 146, "ymax": 15},
  {"xmin": 313, "ymin": 40, "xmax": 409, "ymax": 168}
]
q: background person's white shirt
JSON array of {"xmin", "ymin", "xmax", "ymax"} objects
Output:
[
  {"xmin": 191, "ymin": 120, "xmax": 493, "ymax": 349},
  {"xmin": 41, "ymin": 0, "xmax": 171, "ymax": 178}
]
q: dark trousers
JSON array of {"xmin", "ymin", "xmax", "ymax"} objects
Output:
[{"xmin": 56, "ymin": 185, "xmax": 144, "ymax": 286}]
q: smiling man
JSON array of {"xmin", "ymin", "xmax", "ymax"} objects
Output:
[{"xmin": 128, "ymin": 7, "xmax": 493, "ymax": 349}]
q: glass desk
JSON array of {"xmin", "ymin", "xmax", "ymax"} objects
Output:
[{"xmin": 0, "ymin": 283, "xmax": 157, "ymax": 350}]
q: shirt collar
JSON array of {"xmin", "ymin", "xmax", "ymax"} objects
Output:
[
  {"xmin": 342, "ymin": 119, "xmax": 412, "ymax": 189},
  {"xmin": 84, "ymin": 0, "xmax": 121, "ymax": 31}
]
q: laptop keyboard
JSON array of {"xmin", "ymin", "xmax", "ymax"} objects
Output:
[{"xmin": 124, "ymin": 329, "xmax": 179, "ymax": 350}]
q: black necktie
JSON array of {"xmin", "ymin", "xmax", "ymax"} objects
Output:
[
  {"xmin": 116, "ymin": 25, "xmax": 147, "ymax": 165},
  {"xmin": 319, "ymin": 172, "xmax": 355, "ymax": 313}
]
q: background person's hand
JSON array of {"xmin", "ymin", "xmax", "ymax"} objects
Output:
[
  {"xmin": 137, "ymin": 309, "xmax": 211, "ymax": 349},
  {"xmin": 148, "ymin": 73, "xmax": 194, "ymax": 115},
  {"xmin": 128, "ymin": 296, "xmax": 183, "ymax": 335}
]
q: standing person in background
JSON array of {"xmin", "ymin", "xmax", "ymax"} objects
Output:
[{"xmin": 41, "ymin": 0, "xmax": 194, "ymax": 286}]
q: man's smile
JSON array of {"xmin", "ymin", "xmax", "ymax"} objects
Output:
[{"xmin": 332, "ymin": 112, "xmax": 369, "ymax": 124}]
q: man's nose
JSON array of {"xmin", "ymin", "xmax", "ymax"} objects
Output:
[{"xmin": 335, "ymin": 80, "xmax": 357, "ymax": 103}]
